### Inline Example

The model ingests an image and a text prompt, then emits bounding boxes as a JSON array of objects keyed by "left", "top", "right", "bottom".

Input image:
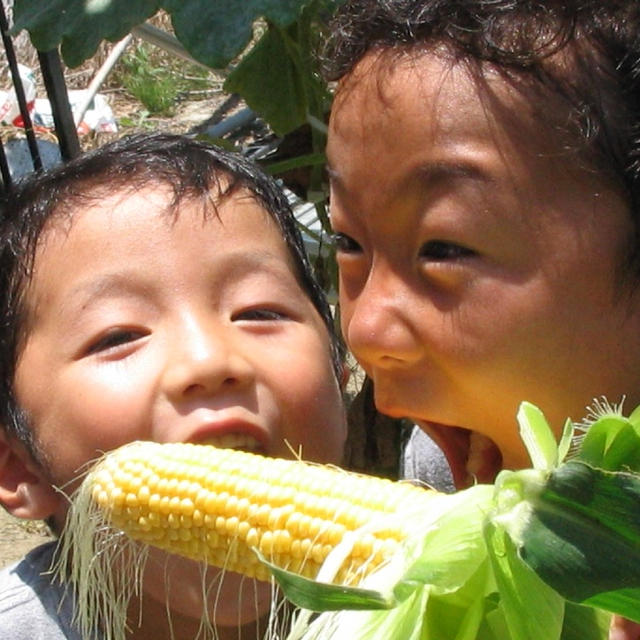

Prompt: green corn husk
[{"left": 273, "top": 399, "right": 640, "bottom": 640}]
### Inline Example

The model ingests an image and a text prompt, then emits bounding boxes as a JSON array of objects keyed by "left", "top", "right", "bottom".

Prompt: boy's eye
[
  {"left": 87, "top": 329, "right": 145, "bottom": 354},
  {"left": 233, "top": 308, "right": 288, "bottom": 321},
  {"left": 332, "top": 232, "right": 361, "bottom": 254},
  {"left": 419, "top": 240, "right": 475, "bottom": 261}
]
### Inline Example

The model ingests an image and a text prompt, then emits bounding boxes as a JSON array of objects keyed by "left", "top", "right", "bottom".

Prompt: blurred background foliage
[{"left": 12, "top": 0, "right": 341, "bottom": 268}]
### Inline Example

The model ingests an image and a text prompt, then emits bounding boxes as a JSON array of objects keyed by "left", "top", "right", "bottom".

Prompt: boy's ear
[{"left": 0, "top": 429, "right": 61, "bottom": 520}]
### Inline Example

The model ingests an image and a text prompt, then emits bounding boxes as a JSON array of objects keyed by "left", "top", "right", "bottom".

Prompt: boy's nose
[
  {"left": 162, "top": 316, "right": 253, "bottom": 400},
  {"left": 341, "top": 269, "right": 424, "bottom": 368}
]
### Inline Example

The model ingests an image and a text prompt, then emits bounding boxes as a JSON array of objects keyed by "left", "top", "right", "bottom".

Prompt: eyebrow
[
  {"left": 206, "top": 249, "right": 299, "bottom": 281},
  {"left": 420, "top": 160, "right": 489, "bottom": 180},
  {"left": 65, "top": 251, "right": 298, "bottom": 310},
  {"left": 327, "top": 159, "right": 493, "bottom": 188},
  {"left": 63, "top": 274, "right": 153, "bottom": 315}
]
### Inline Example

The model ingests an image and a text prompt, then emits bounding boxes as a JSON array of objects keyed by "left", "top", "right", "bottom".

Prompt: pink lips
[{"left": 186, "top": 417, "right": 269, "bottom": 453}]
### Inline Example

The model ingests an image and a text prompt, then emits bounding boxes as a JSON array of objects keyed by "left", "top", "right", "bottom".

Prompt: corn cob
[{"left": 86, "top": 440, "right": 440, "bottom": 586}]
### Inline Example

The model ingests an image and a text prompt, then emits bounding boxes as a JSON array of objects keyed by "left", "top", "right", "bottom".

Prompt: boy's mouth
[
  {"left": 185, "top": 411, "right": 269, "bottom": 453},
  {"left": 416, "top": 422, "right": 502, "bottom": 489},
  {"left": 196, "top": 432, "right": 263, "bottom": 452}
]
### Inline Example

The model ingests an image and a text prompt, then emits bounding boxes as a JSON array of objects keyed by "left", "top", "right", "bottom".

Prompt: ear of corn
[
  {"left": 55, "top": 442, "right": 444, "bottom": 640},
  {"left": 85, "top": 441, "right": 440, "bottom": 586},
  {"left": 57, "top": 399, "right": 640, "bottom": 640}
]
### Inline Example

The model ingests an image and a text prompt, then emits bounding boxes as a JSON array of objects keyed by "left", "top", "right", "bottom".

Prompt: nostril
[
  {"left": 182, "top": 382, "right": 204, "bottom": 396},
  {"left": 183, "top": 375, "right": 239, "bottom": 396}
]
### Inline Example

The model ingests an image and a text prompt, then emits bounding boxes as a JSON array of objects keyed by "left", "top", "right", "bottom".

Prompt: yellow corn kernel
[{"left": 86, "top": 441, "right": 440, "bottom": 586}]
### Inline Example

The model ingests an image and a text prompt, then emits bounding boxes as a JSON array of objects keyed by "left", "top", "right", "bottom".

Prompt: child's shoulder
[{"left": 0, "top": 541, "right": 87, "bottom": 639}]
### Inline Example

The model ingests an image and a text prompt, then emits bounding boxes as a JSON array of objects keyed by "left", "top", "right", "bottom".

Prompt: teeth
[{"left": 199, "top": 433, "right": 261, "bottom": 451}]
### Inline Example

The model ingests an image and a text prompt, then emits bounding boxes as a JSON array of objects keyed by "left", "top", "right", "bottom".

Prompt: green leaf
[
  {"left": 557, "top": 418, "right": 574, "bottom": 464},
  {"left": 519, "top": 461, "right": 640, "bottom": 611},
  {"left": 263, "top": 152, "right": 327, "bottom": 175},
  {"left": 13, "top": 0, "right": 311, "bottom": 69},
  {"left": 417, "top": 562, "right": 496, "bottom": 640},
  {"left": 262, "top": 557, "right": 397, "bottom": 611},
  {"left": 13, "top": 0, "right": 159, "bottom": 66},
  {"left": 560, "top": 602, "right": 612, "bottom": 640},
  {"left": 628, "top": 404, "right": 640, "bottom": 429},
  {"left": 578, "top": 415, "right": 640, "bottom": 472},
  {"left": 582, "top": 589, "right": 640, "bottom": 624},
  {"left": 163, "top": 0, "right": 309, "bottom": 68},
  {"left": 485, "top": 521, "right": 565, "bottom": 640},
  {"left": 304, "top": 588, "right": 431, "bottom": 640},
  {"left": 517, "top": 402, "right": 558, "bottom": 471},
  {"left": 451, "top": 592, "right": 485, "bottom": 640},
  {"left": 355, "top": 588, "right": 430, "bottom": 640},
  {"left": 399, "top": 484, "right": 494, "bottom": 595},
  {"left": 224, "top": 24, "right": 308, "bottom": 135}
]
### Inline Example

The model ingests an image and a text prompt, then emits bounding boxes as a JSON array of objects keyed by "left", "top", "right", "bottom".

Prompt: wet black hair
[{"left": 0, "top": 132, "right": 344, "bottom": 447}]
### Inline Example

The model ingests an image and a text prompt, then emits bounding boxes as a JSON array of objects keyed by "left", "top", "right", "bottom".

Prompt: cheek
[
  {"left": 275, "top": 361, "right": 346, "bottom": 464},
  {"left": 25, "top": 376, "right": 152, "bottom": 483},
  {"left": 430, "top": 279, "right": 549, "bottom": 357}
]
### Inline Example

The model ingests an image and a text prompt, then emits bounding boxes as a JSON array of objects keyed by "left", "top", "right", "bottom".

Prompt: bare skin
[{"left": 327, "top": 49, "right": 640, "bottom": 487}]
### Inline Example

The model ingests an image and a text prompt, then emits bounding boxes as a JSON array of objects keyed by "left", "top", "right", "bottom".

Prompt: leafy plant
[
  {"left": 12, "top": 0, "right": 341, "bottom": 291},
  {"left": 56, "top": 399, "right": 640, "bottom": 639},
  {"left": 12, "top": 0, "right": 338, "bottom": 139},
  {"left": 116, "top": 42, "right": 212, "bottom": 115},
  {"left": 118, "top": 44, "right": 178, "bottom": 114}
]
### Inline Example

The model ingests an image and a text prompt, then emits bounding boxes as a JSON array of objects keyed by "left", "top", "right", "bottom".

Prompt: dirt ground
[{"left": 0, "top": 507, "right": 53, "bottom": 569}]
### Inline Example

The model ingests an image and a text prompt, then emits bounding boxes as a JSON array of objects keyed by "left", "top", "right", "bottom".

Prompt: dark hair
[
  {"left": 0, "top": 132, "right": 344, "bottom": 444},
  {"left": 322, "top": 0, "right": 640, "bottom": 258}
]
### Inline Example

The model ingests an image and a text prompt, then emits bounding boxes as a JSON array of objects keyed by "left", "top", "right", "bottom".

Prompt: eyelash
[
  {"left": 332, "top": 232, "right": 361, "bottom": 253},
  {"left": 87, "top": 329, "right": 144, "bottom": 354},
  {"left": 233, "top": 308, "right": 289, "bottom": 322},
  {"left": 86, "top": 307, "right": 289, "bottom": 354},
  {"left": 332, "top": 233, "right": 474, "bottom": 262},
  {"left": 419, "top": 240, "right": 475, "bottom": 261}
]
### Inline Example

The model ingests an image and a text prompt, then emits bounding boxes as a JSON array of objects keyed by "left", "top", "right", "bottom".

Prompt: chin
[{"left": 142, "top": 549, "right": 274, "bottom": 626}]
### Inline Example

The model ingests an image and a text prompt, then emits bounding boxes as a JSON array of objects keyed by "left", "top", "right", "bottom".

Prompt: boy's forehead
[
  {"left": 43, "top": 179, "right": 260, "bottom": 236},
  {"left": 24, "top": 187, "right": 281, "bottom": 306},
  {"left": 331, "top": 44, "right": 575, "bottom": 121},
  {"left": 328, "top": 47, "right": 584, "bottom": 170},
  {"left": 24, "top": 186, "right": 291, "bottom": 302}
]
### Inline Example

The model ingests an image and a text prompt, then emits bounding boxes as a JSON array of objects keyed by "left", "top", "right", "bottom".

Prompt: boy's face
[
  {"left": 13, "top": 184, "right": 346, "bottom": 625},
  {"left": 327, "top": 51, "right": 640, "bottom": 476}
]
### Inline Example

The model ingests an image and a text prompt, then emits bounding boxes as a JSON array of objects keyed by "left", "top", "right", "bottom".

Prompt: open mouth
[
  {"left": 416, "top": 422, "right": 502, "bottom": 489},
  {"left": 196, "top": 432, "right": 263, "bottom": 452}
]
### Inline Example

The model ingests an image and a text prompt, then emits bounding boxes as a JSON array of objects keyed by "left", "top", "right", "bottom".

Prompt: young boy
[
  {"left": 322, "top": 0, "right": 640, "bottom": 636},
  {"left": 0, "top": 132, "right": 348, "bottom": 639}
]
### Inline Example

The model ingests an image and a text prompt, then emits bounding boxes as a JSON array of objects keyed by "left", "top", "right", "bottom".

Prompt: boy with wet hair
[
  {"left": 0, "top": 132, "right": 347, "bottom": 639},
  {"left": 322, "top": 2, "right": 640, "bottom": 636}
]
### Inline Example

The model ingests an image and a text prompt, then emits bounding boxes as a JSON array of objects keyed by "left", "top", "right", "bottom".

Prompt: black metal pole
[
  {"left": 0, "top": 0, "right": 42, "bottom": 172},
  {"left": 37, "top": 49, "right": 80, "bottom": 161},
  {"left": 0, "top": 138, "right": 12, "bottom": 194}
]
